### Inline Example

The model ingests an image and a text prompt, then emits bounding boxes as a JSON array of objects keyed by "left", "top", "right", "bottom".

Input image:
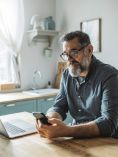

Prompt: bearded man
[{"left": 36, "top": 31, "right": 118, "bottom": 139}]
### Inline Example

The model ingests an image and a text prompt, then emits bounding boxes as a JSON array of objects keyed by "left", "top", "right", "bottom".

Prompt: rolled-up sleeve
[{"left": 95, "top": 74, "right": 118, "bottom": 137}]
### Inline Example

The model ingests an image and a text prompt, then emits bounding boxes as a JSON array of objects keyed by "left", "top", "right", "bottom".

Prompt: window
[{"left": 0, "top": 0, "right": 24, "bottom": 87}]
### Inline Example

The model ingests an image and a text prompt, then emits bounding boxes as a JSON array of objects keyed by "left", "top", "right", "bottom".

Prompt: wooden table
[{"left": 0, "top": 112, "right": 118, "bottom": 157}]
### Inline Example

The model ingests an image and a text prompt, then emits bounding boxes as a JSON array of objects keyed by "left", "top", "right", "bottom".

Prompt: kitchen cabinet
[
  {"left": 37, "top": 97, "right": 73, "bottom": 124},
  {"left": 0, "top": 92, "right": 73, "bottom": 124},
  {"left": 36, "top": 97, "right": 55, "bottom": 114},
  {"left": 0, "top": 100, "right": 36, "bottom": 116}
]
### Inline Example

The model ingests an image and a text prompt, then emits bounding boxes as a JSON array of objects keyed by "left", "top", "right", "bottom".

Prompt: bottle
[
  {"left": 47, "top": 81, "right": 52, "bottom": 88},
  {"left": 44, "top": 16, "right": 55, "bottom": 30}
]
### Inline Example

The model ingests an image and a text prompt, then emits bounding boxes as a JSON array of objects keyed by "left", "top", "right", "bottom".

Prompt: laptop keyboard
[{"left": 4, "top": 122, "right": 26, "bottom": 135}]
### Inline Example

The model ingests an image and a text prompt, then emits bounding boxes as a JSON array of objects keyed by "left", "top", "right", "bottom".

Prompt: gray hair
[{"left": 61, "top": 31, "right": 91, "bottom": 47}]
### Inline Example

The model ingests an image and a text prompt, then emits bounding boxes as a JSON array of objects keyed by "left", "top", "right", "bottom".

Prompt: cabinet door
[
  {"left": 37, "top": 97, "right": 55, "bottom": 114},
  {"left": 36, "top": 97, "right": 73, "bottom": 124},
  {"left": 0, "top": 100, "right": 36, "bottom": 116}
]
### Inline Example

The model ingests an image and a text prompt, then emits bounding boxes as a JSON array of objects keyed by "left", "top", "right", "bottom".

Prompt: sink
[{"left": 22, "top": 88, "right": 59, "bottom": 96}]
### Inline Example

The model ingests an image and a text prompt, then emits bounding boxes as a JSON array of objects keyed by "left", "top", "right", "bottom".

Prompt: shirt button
[
  {"left": 78, "top": 109, "right": 82, "bottom": 112},
  {"left": 78, "top": 96, "right": 81, "bottom": 98}
]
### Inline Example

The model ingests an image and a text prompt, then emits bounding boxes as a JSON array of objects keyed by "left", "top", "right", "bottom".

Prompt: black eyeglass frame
[{"left": 60, "top": 44, "right": 89, "bottom": 61}]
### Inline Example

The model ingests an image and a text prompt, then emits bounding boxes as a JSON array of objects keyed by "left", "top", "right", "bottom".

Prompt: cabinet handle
[
  {"left": 46, "top": 98, "right": 54, "bottom": 101},
  {"left": 5, "top": 104, "right": 16, "bottom": 107}
]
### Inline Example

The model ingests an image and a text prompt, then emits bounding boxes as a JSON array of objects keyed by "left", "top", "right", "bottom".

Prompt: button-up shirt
[{"left": 48, "top": 56, "right": 118, "bottom": 137}]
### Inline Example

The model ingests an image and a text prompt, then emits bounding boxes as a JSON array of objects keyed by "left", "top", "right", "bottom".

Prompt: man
[{"left": 36, "top": 31, "right": 118, "bottom": 139}]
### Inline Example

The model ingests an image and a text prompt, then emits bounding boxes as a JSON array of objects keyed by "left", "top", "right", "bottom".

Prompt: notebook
[{"left": 0, "top": 118, "right": 37, "bottom": 138}]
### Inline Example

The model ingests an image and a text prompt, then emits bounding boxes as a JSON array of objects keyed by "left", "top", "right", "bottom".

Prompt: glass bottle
[
  {"left": 47, "top": 81, "right": 52, "bottom": 88},
  {"left": 44, "top": 16, "right": 55, "bottom": 30}
]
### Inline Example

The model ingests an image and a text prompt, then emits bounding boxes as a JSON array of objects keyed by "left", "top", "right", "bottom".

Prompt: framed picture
[{"left": 80, "top": 18, "right": 101, "bottom": 52}]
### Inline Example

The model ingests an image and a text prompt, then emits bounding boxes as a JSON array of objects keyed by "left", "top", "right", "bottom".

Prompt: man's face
[{"left": 62, "top": 38, "right": 93, "bottom": 77}]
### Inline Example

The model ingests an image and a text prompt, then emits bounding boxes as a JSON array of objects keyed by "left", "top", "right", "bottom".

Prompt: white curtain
[{"left": 0, "top": 0, "right": 24, "bottom": 85}]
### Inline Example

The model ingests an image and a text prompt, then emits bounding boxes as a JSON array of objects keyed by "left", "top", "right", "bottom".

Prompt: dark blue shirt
[{"left": 48, "top": 56, "right": 118, "bottom": 137}]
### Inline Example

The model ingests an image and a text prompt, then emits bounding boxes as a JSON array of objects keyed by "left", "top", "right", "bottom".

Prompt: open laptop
[{"left": 0, "top": 118, "right": 37, "bottom": 138}]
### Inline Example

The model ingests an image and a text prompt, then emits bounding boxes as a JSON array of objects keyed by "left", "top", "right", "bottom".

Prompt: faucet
[{"left": 32, "top": 70, "right": 41, "bottom": 90}]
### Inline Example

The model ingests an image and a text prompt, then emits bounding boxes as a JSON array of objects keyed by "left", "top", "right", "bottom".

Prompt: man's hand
[
  {"left": 36, "top": 117, "right": 100, "bottom": 139},
  {"left": 36, "top": 118, "right": 70, "bottom": 139}
]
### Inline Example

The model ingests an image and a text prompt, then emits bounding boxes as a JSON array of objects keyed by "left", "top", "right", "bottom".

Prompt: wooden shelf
[{"left": 27, "top": 29, "right": 59, "bottom": 45}]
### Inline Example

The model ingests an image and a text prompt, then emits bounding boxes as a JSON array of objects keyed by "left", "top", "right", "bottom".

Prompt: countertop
[{"left": 0, "top": 89, "right": 59, "bottom": 104}]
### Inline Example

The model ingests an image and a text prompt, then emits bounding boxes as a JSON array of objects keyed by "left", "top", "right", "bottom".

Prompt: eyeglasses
[{"left": 60, "top": 44, "right": 88, "bottom": 61}]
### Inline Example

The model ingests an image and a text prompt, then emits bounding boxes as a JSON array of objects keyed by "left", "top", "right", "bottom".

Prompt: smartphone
[{"left": 32, "top": 112, "right": 51, "bottom": 125}]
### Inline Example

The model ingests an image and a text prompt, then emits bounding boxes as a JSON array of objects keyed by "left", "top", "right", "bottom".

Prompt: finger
[
  {"left": 36, "top": 123, "right": 48, "bottom": 134},
  {"left": 36, "top": 120, "right": 46, "bottom": 129},
  {"left": 36, "top": 124, "right": 53, "bottom": 139},
  {"left": 36, "top": 119, "right": 42, "bottom": 125},
  {"left": 38, "top": 130, "right": 49, "bottom": 138},
  {"left": 36, "top": 123, "right": 40, "bottom": 131},
  {"left": 36, "top": 125, "right": 47, "bottom": 136},
  {"left": 40, "top": 134, "right": 46, "bottom": 138},
  {"left": 38, "top": 131, "right": 47, "bottom": 138},
  {"left": 48, "top": 118, "right": 61, "bottom": 125},
  {"left": 36, "top": 123, "right": 43, "bottom": 131}
]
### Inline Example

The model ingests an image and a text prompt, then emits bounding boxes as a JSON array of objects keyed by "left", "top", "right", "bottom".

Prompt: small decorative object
[
  {"left": 32, "top": 70, "right": 42, "bottom": 89},
  {"left": 44, "top": 16, "right": 55, "bottom": 30},
  {"left": 80, "top": 18, "right": 101, "bottom": 52},
  {"left": 0, "top": 83, "right": 16, "bottom": 91},
  {"left": 39, "top": 18, "right": 46, "bottom": 30},
  {"left": 47, "top": 81, "right": 52, "bottom": 88},
  {"left": 30, "top": 15, "right": 41, "bottom": 30},
  {"left": 43, "top": 47, "right": 52, "bottom": 57}
]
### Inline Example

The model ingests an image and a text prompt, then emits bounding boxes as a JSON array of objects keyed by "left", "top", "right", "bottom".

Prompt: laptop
[{"left": 0, "top": 118, "right": 37, "bottom": 138}]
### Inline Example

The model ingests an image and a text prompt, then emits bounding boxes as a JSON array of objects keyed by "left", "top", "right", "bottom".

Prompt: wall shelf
[{"left": 27, "top": 29, "right": 59, "bottom": 45}]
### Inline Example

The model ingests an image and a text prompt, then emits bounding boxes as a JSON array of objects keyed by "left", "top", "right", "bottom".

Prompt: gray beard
[
  {"left": 68, "top": 57, "right": 90, "bottom": 77},
  {"left": 68, "top": 65, "right": 81, "bottom": 77}
]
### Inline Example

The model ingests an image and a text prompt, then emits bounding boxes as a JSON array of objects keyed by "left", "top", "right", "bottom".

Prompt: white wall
[
  {"left": 20, "top": 0, "right": 118, "bottom": 90},
  {"left": 56, "top": 0, "right": 118, "bottom": 68},
  {"left": 20, "top": 0, "right": 59, "bottom": 90}
]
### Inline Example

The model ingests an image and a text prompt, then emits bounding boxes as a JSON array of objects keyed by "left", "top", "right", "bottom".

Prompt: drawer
[{"left": 0, "top": 100, "right": 36, "bottom": 116}]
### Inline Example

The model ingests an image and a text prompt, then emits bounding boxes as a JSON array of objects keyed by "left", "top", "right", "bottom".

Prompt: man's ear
[{"left": 88, "top": 44, "right": 93, "bottom": 57}]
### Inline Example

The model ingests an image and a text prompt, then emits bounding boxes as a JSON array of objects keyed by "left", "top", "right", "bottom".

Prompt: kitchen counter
[{"left": 0, "top": 88, "right": 59, "bottom": 104}]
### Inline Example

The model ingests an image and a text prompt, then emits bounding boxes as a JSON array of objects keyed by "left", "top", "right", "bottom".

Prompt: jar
[
  {"left": 43, "top": 47, "right": 52, "bottom": 57},
  {"left": 44, "top": 16, "right": 55, "bottom": 30}
]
